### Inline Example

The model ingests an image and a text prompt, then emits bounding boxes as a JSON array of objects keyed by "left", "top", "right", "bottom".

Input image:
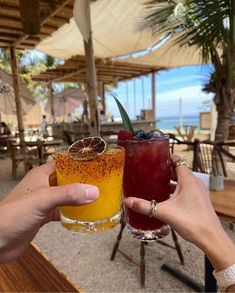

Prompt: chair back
[
  {"left": 63, "top": 130, "right": 73, "bottom": 145},
  {"left": 192, "top": 139, "right": 227, "bottom": 177}
]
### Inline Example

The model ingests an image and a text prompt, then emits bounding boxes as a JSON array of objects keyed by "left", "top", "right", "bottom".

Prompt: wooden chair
[
  {"left": 192, "top": 139, "right": 227, "bottom": 177},
  {"left": 7, "top": 140, "right": 41, "bottom": 179},
  {"left": 63, "top": 130, "right": 74, "bottom": 145},
  {"left": 192, "top": 139, "right": 235, "bottom": 230}
]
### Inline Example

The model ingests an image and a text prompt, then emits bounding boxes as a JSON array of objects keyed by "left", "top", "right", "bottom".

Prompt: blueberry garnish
[
  {"left": 135, "top": 129, "right": 145, "bottom": 139},
  {"left": 145, "top": 132, "right": 153, "bottom": 139}
]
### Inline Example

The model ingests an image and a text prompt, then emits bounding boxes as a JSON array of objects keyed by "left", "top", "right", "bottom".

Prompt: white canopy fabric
[
  {"left": 120, "top": 35, "right": 203, "bottom": 68},
  {"left": 36, "top": 0, "right": 162, "bottom": 60}
]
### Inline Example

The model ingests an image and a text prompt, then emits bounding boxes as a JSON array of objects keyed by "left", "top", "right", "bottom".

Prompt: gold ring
[
  {"left": 174, "top": 159, "right": 188, "bottom": 169},
  {"left": 149, "top": 200, "right": 158, "bottom": 218}
]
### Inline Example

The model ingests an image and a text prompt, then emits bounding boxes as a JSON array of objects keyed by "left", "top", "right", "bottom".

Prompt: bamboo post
[
  {"left": 97, "top": 81, "right": 106, "bottom": 115},
  {"left": 151, "top": 71, "right": 156, "bottom": 121},
  {"left": 10, "top": 46, "right": 25, "bottom": 149},
  {"left": 48, "top": 82, "right": 55, "bottom": 122},
  {"left": 133, "top": 79, "right": 136, "bottom": 118},
  {"left": 83, "top": 1, "right": 99, "bottom": 136},
  {"left": 142, "top": 76, "right": 145, "bottom": 109}
]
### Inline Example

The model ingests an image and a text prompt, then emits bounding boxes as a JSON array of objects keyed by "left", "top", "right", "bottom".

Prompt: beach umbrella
[
  {"left": 0, "top": 68, "right": 35, "bottom": 117},
  {"left": 46, "top": 88, "right": 86, "bottom": 117}
]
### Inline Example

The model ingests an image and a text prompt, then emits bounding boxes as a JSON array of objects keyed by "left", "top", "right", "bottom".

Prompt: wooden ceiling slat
[
  {"left": 0, "top": 4, "right": 70, "bottom": 23},
  {"left": 0, "top": 16, "right": 23, "bottom": 29},
  {"left": 0, "top": 33, "right": 40, "bottom": 42},
  {"left": 0, "top": 6, "right": 20, "bottom": 17},
  {"left": 0, "top": 27, "right": 22, "bottom": 34},
  {"left": 0, "top": 0, "right": 73, "bottom": 49},
  {"left": 0, "top": 41, "right": 34, "bottom": 49},
  {"left": 12, "top": 0, "right": 72, "bottom": 47},
  {"left": 32, "top": 54, "right": 163, "bottom": 84}
]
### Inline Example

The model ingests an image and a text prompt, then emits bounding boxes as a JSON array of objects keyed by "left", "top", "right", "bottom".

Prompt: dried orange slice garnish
[{"left": 68, "top": 136, "right": 107, "bottom": 160}]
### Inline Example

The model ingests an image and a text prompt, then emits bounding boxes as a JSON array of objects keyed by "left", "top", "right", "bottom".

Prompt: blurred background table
[{"left": 210, "top": 179, "right": 235, "bottom": 219}]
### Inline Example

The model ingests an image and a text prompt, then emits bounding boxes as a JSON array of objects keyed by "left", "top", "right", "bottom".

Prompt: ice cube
[{"left": 151, "top": 129, "right": 165, "bottom": 138}]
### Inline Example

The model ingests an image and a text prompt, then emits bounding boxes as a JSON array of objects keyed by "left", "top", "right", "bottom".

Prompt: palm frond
[
  {"left": 138, "top": 1, "right": 180, "bottom": 35},
  {"left": 141, "top": 0, "right": 230, "bottom": 62}
]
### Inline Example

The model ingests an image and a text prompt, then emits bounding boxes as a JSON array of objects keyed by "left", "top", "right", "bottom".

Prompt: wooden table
[
  {"left": 210, "top": 179, "right": 235, "bottom": 219},
  {"left": 13, "top": 139, "right": 63, "bottom": 163},
  {"left": 0, "top": 243, "right": 81, "bottom": 292}
]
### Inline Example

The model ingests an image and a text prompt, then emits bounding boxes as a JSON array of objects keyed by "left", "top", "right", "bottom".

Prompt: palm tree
[
  {"left": 0, "top": 49, "right": 24, "bottom": 71},
  {"left": 141, "top": 0, "right": 235, "bottom": 142}
]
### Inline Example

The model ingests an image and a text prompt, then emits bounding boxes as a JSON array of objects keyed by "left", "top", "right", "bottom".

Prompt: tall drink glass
[
  {"left": 119, "top": 134, "right": 171, "bottom": 241},
  {"left": 55, "top": 146, "right": 125, "bottom": 233}
]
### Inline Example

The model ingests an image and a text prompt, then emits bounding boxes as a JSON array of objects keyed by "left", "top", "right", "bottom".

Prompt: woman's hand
[
  {"left": 123, "top": 155, "right": 235, "bottom": 272},
  {"left": 0, "top": 162, "right": 99, "bottom": 263}
]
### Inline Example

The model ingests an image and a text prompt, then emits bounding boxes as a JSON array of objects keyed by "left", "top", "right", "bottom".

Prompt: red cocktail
[{"left": 119, "top": 131, "right": 171, "bottom": 241}]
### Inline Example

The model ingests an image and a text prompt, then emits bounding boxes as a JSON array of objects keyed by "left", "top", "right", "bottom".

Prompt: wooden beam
[
  {"left": 97, "top": 81, "right": 106, "bottom": 115},
  {"left": 47, "top": 68, "right": 87, "bottom": 83},
  {"left": 103, "top": 59, "right": 161, "bottom": 71},
  {"left": 0, "top": 16, "right": 58, "bottom": 32},
  {"left": 12, "top": 0, "right": 71, "bottom": 47},
  {"left": 0, "top": 3, "right": 70, "bottom": 22},
  {"left": 151, "top": 71, "right": 156, "bottom": 121},
  {"left": 84, "top": 1, "right": 99, "bottom": 136},
  {"left": 0, "top": 33, "right": 40, "bottom": 43},
  {"left": 0, "top": 42, "right": 33, "bottom": 50},
  {"left": 48, "top": 82, "right": 55, "bottom": 122},
  {"left": 10, "top": 46, "right": 25, "bottom": 149}
]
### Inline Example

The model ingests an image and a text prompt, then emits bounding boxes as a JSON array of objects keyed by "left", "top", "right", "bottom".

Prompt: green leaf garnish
[{"left": 112, "top": 94, "right": 134, "bottom": 133}]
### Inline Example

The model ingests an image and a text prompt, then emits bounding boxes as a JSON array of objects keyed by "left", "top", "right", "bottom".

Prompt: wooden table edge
[{"left": 31, "top": 242, "right": 84, "bottom": 293}]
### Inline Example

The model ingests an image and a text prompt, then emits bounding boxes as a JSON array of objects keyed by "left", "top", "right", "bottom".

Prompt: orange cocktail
[{"left": 56, "top": 145, "right": 125, "bottom": 233}]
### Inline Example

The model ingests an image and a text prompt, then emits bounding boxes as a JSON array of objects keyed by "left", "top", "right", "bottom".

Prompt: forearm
[
  {"left": 199, "top": 228, "right": 235, "bottom": 272},
  {"left": 198, "top": 227, "right": 235, "bottom": 292}
]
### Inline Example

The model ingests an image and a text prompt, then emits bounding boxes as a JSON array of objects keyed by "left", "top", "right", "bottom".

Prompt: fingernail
[
  {"left": 85, "top": 186, "right": 99, "bottom": 200},
  {"left": 123, "top": 198, "right": 134, "bottom": 208}
]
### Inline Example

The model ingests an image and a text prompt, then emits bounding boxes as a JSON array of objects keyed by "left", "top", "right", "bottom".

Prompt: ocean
[{"left": 156, "top": 116, "right": 199, "bottom": 131}]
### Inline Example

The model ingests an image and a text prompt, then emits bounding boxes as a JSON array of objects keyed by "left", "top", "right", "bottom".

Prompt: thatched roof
[
  {"left": 0, "top": 0, "right": 73, "bottom": 50},
  {"left": 32, "top": 55, "right": 163, "bottom": 84}
]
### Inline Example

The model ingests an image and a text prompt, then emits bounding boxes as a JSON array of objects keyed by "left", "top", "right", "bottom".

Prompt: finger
[
  {"left": 170, "top": 182, "right": 177, "bottom": 194},
  {"left": 170, "top": 154, "right": 181, "bottom": 163},
  {"left": 170, "top": 154, "right": 194, "bottom": 183},
  {"left": 40, "top": 208, "right": 61, "bottom": 226},
  {"left": 123, "top": 197, "right": 167, "bottom": 222},
  {"left": 35, "top": 161, "right": 55, "bottom": 176},
  {"left": 49, "top": 172, "right": 57, "bottom": 186},
  {"left": 35, "top": 184, "right": 100, "bottom": 214},
  {"left": 50, "top": 208, "right": 60, "bottom": 221},
  {"left": 170, "top": 166, "right": 177, "bottom": 182}
]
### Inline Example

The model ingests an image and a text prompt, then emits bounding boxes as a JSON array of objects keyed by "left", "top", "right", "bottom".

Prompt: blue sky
[{"left": 106, "top": 64, "right": 215, "bottom": 119}]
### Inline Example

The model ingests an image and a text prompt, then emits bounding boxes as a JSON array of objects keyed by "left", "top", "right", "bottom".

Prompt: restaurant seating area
[
  {"left": 0, "top": 1, "right": 235, "bottom": 292},
  {"left": 0, "top": 130, "right": 234, "bottom": 292},
  {"left": 0, "top": 130, "right": 63, "bottom": 179}
]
